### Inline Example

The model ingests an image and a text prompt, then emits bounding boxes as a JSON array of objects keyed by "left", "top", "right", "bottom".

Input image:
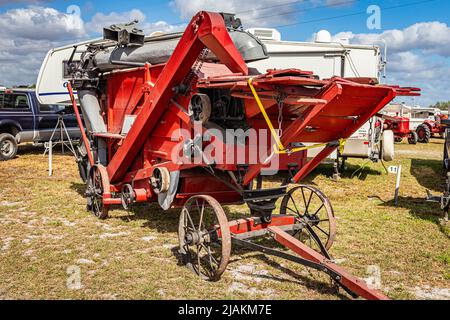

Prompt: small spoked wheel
[
  {"left": 280, "top": 185, "right": 336, "bottom": 252},
  {"left": 86, "top": 164, "right": 110, "bottom": 219},
  {"left": 178, "top": 195, "right": 231, "bottom": 281}
]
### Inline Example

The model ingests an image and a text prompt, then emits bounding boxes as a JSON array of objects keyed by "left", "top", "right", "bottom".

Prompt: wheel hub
[
  {"left": 1, "top": 141, "right": 12, "bottom": 155},
  {"left": 185, "top": 230, "right": 210, "bottom": 246},
  {"left": 304, "top": 214, "right": 320, "bottom": 226}
]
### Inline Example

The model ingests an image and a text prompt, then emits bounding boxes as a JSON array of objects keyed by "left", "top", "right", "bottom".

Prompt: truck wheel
[
  {"left": 417, "top": 124, "right": 431, "bottom": 143},
  {"left": 382, "top": 130, "right": 395, "bottom": 162},
  {"left": 408, "top": 131, "right": 418, "bottom": 145},
  {"left": 0, "top": 133, "right": 18, "bottom": 161}
]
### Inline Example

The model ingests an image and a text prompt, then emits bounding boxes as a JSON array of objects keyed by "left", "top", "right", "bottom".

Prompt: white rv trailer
[
  {"left": 409, "top": 107, "right": 442, "bottom": 131},
  {"left": 247, "top": 28, "right": 394, "bottom": 166},
  {"left": 37, "top": 38, "right": 102, "bottom": 106}
]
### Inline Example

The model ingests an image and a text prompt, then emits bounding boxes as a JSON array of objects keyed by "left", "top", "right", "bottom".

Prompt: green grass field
[{"left": 0, "top": 140, "right": 449, "bottom": 300}]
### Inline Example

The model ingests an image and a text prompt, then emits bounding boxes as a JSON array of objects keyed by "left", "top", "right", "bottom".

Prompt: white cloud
[
  {"left": 86, "top": 9, "right": 185, "bottom": 35},
  {"left": 0, "top": 6, "right": 86, "bottom": 86},
  {"left": 325, "top": 22, "right": 450, "bottom": 106},
  {"left": 86, "top": 9, "right": 146, "bottom": 34},
  {"left": 0, "top": 6, "right": 183, "bottom": 86},
  {"left": 332, "top": 22, "right": 450, "bottom": 56},
  {"left": 0, "top": 6, "right": 85, "bottom": 41},
  {"left": 169, "top": 0, "right": 300, "bottom": 27}
]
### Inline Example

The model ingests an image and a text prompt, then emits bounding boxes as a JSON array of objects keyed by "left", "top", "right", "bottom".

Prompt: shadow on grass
[
  {"left": 116, "top": 203, "right": 181, "bottom": 233},
  {"left": 307, "top": 163, "right": 382, "bottom": 182},
  {"left": 13, "top": 143, "right": 76, "bottom": 162},
  {"left": 381, "top": 196, "right": 446, "bottom": 226},
  {"left": 16, "top": 144, "right": 45, "bottom": 156},
  {"left": 410, "top": 158, "right": 445, "bottom": 192},
  {"left": 169, "top": 243, "right": 350, "bottom": 299},
  {"left": 252, "top": 254, "right": 350, "bottom": 299},
  {"left": 70, "top": 182, "right": 86, "bottom": 197}
]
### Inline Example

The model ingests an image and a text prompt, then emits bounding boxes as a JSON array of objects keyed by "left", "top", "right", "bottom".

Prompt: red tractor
[
  {"left": 383, "top": 115, "right": 418, "bottom": 144},
  {"left": 415, "top": 114, "right": 448, "bottom": 143}
]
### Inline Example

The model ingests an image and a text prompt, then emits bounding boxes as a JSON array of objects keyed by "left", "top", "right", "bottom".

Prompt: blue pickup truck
[{"left": 0, "top": 88, "right": 81, "bottom": 161}]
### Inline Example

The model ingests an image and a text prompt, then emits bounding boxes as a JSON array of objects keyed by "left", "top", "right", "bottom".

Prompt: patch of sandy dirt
[
  {"left": 413, "top": 286, "right": 450, "bottom": 300},
  {"left": 99, "top": 232, "right": 130, "bottom": 239}
]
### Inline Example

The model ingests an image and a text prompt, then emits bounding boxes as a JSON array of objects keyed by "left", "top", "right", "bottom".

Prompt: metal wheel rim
[
  {"left": 0, "top": 140, "right": 14, "bottom": 157},
  {"left": 280, "top": 185, "right": 336, "bottom": 251},
  {"left": 178, "top": 195, "right": 231, "bottom": 281},
  {"left": 87, "top": 165, "right": 109, "bottom": 219}
]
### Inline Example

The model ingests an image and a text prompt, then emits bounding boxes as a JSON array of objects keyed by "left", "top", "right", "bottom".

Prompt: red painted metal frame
[
  {"left": 242, "top": 82, "right": 342, "bottom": 185},
  {"left": 228, "top": 215, "right": 297, "bottom": 235},
  {"left": 269, "top": 226, "right": 389, "bottom": 300},
  {"left": 224, "top": 215, "right": 389, "bottom": 300},
  {"left": 292, "top": 86, "right": 397, "bottom": 182},
  {"left": 106, "top": 11, "right": 248, "bottom": 183},
  {"left": 67, "top": 82, "right": 94, "bottom": 167},
  {"left": 223, "top": 215, "right": 389, "bottom": 300}
]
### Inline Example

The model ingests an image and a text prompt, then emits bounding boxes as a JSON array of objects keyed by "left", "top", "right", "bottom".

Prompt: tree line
[{"left": 430, "top": 101, "right": 450, "bottom": 111}]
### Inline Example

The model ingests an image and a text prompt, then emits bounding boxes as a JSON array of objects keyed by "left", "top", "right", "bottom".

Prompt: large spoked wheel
[
  {"left": 86, "top": 165, "right": 110, "bottom": 220},
  {"left": 178, "top": 195, "right": 231, "bottom": 281},
  {"left": 280, "top": 185, "right": 336, "bottom": 251}
]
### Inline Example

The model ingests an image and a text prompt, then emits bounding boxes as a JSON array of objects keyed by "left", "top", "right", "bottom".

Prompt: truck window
[
  {"left": 0, "top": 93, "right": 30, "bottom": 110},
  {"left": 39, "top": 104, "right": 66, "bottom": 113}
]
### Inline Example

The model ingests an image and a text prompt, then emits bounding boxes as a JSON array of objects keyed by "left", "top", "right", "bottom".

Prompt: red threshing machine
[{"left": 62, "top": 11, "right": 420, "bottom": 300}]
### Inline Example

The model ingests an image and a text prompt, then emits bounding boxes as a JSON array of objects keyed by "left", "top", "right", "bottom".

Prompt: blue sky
[{"left": 1, "top": 0, "right": 449, "bottom": 105}]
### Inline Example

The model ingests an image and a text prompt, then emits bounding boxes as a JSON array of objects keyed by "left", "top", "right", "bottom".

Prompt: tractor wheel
[
  {"left": 408, "top": 131, "right": 418, "bottom": 145},
  {"left": 0, "top": 133, "right": 18, "bottom": 161},
  {"left": 394, "top": 137, "right": 403, "bottom": 143},
  {"left": 417, "top": 124, "right": 431, "bottom": 143}
]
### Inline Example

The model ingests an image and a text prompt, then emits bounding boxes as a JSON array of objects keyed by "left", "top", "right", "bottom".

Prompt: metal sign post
[{"left": 388, "top": 165, "right": 402, "bottom": 206}]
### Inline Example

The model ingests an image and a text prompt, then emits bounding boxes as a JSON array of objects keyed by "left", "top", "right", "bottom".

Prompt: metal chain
[
  {"left": 185, "top": 48, "right": 210, "bottom": 90},
  {"left": 368, "top": 116, "right": 374, "bottom": 148},
  {"left": 276, "top": 94, "right": 285, "bottom": 137}
]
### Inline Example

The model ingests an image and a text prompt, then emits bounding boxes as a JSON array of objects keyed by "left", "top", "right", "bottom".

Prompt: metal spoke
[
  {"left": 305, "top": 190, "right": 313, "bottom": 215},
  {"left": 198, "top": 202, "right": 205, "bottom": 231},
  {"left": 292, "top": 228, "right": 302, "bottom": 238},
  {"left": 301, "top": 188, "right": 307, "bottom": 209},
  {"left": 289, "top": 194, "right": 302, "bottom": 215},
  {"left": 196, "top": 245, "right": 201, "bottom": 277},
  {"left": 313, "top": 224, "right": 330, "bottom": 237},
  {"left": 312, "top": 204, "right": 324, "bottom": 217},
  {"left": 185, "top": 209, "right": 196, "bottom": 230},
  {"left": 286, "top": 206, "right": 299, "bottom": 214},
  {"left": 203, "top": 244, "right": 218, "bottom": 270}
]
